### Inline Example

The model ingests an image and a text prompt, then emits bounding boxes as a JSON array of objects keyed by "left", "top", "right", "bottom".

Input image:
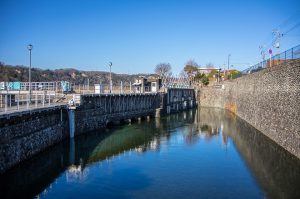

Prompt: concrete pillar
[{"left": 68, "top": 109, "right": 75, "bottom": 138}]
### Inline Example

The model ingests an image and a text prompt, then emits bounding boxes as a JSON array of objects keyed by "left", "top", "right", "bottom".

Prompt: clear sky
[{"left": 0, "top": 0, "right": 300, "bottom": 74}]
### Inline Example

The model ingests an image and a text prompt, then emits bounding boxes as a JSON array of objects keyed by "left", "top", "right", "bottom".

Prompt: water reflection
[
  {"left": 0, "top": 108, "right": 299, "bottom": 199},
  {"left": 198, "top": 108, "right": 300, "bottom": 199}
]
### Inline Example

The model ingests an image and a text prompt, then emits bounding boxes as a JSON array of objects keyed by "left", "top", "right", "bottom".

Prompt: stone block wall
[
  {"left": 162, "top": 88, "right": 196, "bottom": 114},
  {"left": 0, "top": 107, "right": 69, "bottom": 173},
  {"left": 199, "top": 60, "right": 300, "bottom": 158},
  {"left": 74, "top": 94, "right": 160, "bottom": 135}
]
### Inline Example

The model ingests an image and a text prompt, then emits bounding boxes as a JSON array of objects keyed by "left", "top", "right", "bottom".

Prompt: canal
[{"left": 0, "top": 107, "right": 299, "bottom": 199}]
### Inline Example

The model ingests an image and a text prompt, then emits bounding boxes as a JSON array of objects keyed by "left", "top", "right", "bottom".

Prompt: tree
[
  {"left": 186, "top": 59, "right": 199, "bottom": 67},
  {"left": 201, "top": 75, "right": 209, "bottom": 85},
  {"left": 184, "top": 59, "right": 198, "bottom": 77},
  {"left": 179, "top": 69, "right": 188, "bottom": 79},
  {"left": 155, "top": 63, "right": 172, "bottom": 79},
  {"left": 206, "top": 62, "right": 215, "bottom": 68},
  {"left": 229, "top": 70, "right": 241, "bottom": 79},
  {"left": 194, "top": 73, "right": 209, "bottom": 86}
]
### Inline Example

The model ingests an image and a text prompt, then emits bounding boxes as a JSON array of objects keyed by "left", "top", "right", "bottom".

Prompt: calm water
[{"left": 0, "top": 107, "right": 300, "bottom": 199}]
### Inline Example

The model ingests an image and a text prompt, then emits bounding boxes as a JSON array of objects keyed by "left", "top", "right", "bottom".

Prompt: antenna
[{"left": 272, "top": 29, "right": 281, "bottom": 55}]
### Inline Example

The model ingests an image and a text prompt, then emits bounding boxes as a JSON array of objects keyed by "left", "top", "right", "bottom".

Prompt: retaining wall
[
  {"left": 199, "top": 60, "right": 300, "bottom": 158},
  {"left": 0, "top": 106, "right": 68, "bottom": 173}
]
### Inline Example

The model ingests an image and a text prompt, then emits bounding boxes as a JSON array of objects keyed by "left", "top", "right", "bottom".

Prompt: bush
[{"left": 201, "top": 76, "right": 209, "bottom": 85}]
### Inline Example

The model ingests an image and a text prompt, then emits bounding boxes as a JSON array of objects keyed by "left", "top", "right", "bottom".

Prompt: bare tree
[
  {"left": 206, "top": 62, "right": 215, "bottom": 68},
  {"left": 155, "top": 63, "right": 172, "bottom": 79},
  {"left": 186, "top": 59, "right": 199, "bottom": 68},
  {"left": 179, "top": 69, "right": 188, "bottom": 79}
]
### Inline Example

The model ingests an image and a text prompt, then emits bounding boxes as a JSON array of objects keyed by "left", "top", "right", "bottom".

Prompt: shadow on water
[{"left": 0, "top": 107, "right": 299, "bottom": 199}]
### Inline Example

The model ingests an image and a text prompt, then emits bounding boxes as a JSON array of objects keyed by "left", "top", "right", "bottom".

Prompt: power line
[
  {"left": 260, "top": 10, "right": 300, "bottom": 49},
  {"left": 277, "top": 10, "right": 300, "bottom": 29},
  {"left": 283, "top": 34, "right": 300, "bottom": 37},
  {"left": 282, "top": 22, "right": 300, "bottom": 35}
]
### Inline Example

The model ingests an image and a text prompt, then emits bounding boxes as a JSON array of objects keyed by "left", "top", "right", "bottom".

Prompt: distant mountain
[{"left": 0, "top": 62, "right": 156, "bottom": 85}]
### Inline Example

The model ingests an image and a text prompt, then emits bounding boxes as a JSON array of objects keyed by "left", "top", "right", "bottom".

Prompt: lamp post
[
  {"left": 27, "top": 44, "right": 33, "bottom": 102},
  {"left": 109, "top": 62, "right": 112, "bottom": 93}
]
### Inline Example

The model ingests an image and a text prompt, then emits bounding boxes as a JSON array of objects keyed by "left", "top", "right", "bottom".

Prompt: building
[{"left": 132, "top": 76, "right": 162, "bottom": 93}]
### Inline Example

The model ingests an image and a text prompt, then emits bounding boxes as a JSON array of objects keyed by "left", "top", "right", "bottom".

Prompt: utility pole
[
  {"left": 87, "top": 78, "right": 89, "bottom": 91},
  {"left": 109, "top": 62, "right": 112, "bottom": 93},
  {"left": 259, "top": 45, "right": 266, "bottom": 67},
  {"left": 227, "top": 54, "right": 231, "bottom": 79},
  {"left": 227, "top": 54, "right": 231, "bottom": 71},
  {"left": 272, "top": 29, "right": 281, "bottom": 55}
]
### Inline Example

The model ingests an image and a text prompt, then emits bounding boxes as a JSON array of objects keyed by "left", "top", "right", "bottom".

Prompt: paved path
[{"left": 0, "top": 103, "right": 67, "bottom": 118}]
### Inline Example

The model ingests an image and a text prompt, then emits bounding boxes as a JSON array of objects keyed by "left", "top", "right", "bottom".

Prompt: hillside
[{"left": 0, "top": 62, "right": 156, "bottom": 85}]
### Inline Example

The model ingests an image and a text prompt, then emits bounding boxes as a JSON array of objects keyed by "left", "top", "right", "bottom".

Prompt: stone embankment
[
  {"left": 199, "top": 60, "right": 300, "bottom": 158},
  {"left": 0, "top": 106, "right": 68, "bottom": 173}
]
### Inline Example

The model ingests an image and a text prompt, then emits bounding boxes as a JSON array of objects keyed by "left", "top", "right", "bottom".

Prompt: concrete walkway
[{"left": 0, "top": 103, "right": 67, "bottom": 118}]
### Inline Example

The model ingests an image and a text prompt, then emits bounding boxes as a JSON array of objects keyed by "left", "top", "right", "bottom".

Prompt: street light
[
  {"left": 27, "top": 44, "right": 33, "bottom": 102},
  {"left": 109, "top": 62, "right": 112, "bottom": 93}
]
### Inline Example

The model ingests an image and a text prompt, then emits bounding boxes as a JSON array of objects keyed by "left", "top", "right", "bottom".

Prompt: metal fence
[
  {"left": 0, "top": 91, "right": 64, "bottom": 113},
  {"left": 242, "top": 44, "right": 300, "bottom": 74}
]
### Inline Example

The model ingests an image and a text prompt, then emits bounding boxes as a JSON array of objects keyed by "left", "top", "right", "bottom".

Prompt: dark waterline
[{"left": 0, "top": 108, "right": 299, "bottom": 199}]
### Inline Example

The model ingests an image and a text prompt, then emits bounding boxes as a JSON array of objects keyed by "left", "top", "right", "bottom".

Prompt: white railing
[{"left": 0, "top": 91, "right": 64, "bottom": 113}]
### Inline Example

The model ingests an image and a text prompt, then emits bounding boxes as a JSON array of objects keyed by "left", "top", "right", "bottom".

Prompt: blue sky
[{"left": 0, "top": 0, "right": 300, "bottom": 74}]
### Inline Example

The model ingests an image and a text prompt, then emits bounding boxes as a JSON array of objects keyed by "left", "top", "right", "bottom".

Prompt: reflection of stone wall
[
  {"left": 198, "top": 107, "right": 300, "bottom": 199},
  {"left": 199, "top": 60, "right": 300, "bottom": 159},
  {"left": 0, "top": 140, "right": 70, "bottom": 198}
]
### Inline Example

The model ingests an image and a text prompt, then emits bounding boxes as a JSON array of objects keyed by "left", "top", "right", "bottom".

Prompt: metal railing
[
  {"left": 0, "top": 91, "right": 64, "bottom": 113},
  {"left": 242, "top": 44, "right": 300, "bottom": 75},
  {"left": 162, "top": 76, "right": 191, "bottom": 89},
  {"left": 0, "top": 81, "right": 61, "bottom": 91}
]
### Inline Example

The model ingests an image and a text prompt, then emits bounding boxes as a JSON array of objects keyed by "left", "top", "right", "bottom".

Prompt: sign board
[
  {"left": 94, "top": 84, "right": 104, "bottom": 94},
  {"left": 269, "top": 49, "right": 272, "bottom": 55}
]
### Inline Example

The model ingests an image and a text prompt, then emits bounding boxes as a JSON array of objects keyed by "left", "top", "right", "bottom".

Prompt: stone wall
[
  {"left": 74, "top": 94, "right": 161, "bottom": 135},
  {"left": 0, "top": 89, "right": 197, "bottom": 173},
  {"left": 0, "top": 107, "right": 69, "bottom": 173},
  {"left": 73, "top": 89, "right": 197, "bottom": 134},
  {"left": 199, "top": 60, "right": 300, "bottom": 158},
  {"left": 162, "top": 88, "right": 196, "bottom": 114}
]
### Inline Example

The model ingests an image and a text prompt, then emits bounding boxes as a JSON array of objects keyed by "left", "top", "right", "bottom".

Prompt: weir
[{"left": 0, "top": 88, "right": 196, "bottom": 173}]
